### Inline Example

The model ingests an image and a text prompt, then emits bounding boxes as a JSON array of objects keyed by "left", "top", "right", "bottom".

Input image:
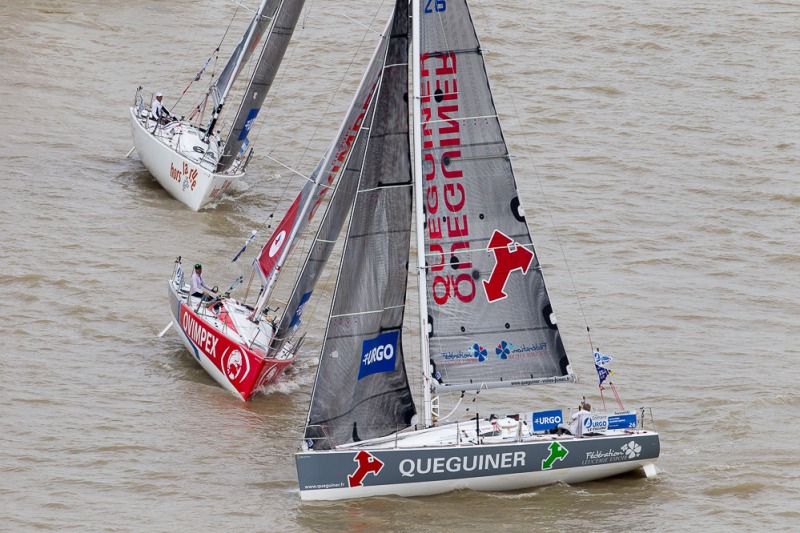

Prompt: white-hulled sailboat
[
  {"left": 269, "top": 0, "right": 661, "bottom": 500},
  {"left": 130, "top": 0, "right": 304, "bottom": 211}
]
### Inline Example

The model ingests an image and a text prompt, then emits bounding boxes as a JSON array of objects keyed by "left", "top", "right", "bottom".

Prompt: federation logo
[
  {"left": 468, "top": 343, "right": 488, "bottom": 362},
  {"left": 496, "top": 340, "right": 513, "bottom": 359},
  {"left": 622, "top": 440, "right": 642, "bottom": 459}
]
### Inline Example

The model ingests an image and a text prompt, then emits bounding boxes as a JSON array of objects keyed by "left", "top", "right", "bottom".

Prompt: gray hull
[{"left": 296, "top": 431, "right": 660, "bottom": 500}]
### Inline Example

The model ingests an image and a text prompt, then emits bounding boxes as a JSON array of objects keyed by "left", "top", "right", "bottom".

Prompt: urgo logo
[{"left": 357, "top": 331, "right": 399, "bottom": 380}]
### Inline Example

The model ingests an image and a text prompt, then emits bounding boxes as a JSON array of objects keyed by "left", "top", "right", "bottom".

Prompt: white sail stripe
[
  {"left": 330, "top": 304, "right": 405, "bottom": 319},
  {"left": 424, "top": 113, "right": 498, "bottom": 125},
  {"left": 359, "top": 182, "right": 412, "bottom": 193}
]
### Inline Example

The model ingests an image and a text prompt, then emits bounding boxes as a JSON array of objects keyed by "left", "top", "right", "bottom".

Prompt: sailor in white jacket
[{"left": 151, "top": 92, "right": 174, "bottom": 124}]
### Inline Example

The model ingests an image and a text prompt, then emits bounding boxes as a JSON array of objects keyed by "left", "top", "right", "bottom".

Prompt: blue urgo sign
[
  {"left": 532, "top": 409, "right": 563, "bottom": 432},
  {"left": 607, "top": 413, "right": 637, "bottom": 430},
  {"left": 358, "top": 331, "right": 399, "bottom": 380}
]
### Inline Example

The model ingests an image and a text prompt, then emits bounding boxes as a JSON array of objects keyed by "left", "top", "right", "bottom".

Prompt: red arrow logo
[
  {"left": 482, "top": 230, "right": 534, "bottom": 303},
  {"left": 347, "top": 450, "right": 385, "bottom": 487}
]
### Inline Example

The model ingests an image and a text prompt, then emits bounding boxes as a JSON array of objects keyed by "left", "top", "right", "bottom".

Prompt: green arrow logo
[{"left": 542, "top": 442, "right": 569, "bottom": 470}]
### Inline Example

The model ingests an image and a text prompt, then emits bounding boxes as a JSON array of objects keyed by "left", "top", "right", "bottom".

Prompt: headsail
[
  {"left": 267, "top": 9, "right": 401, "bottom": 353},
  {"left": 300, "top": 1, "right": 415, "bottom": 448},
  {"left": 416, "top": 1, "right": 574, "bottom": 391},
  {"left": 218, "top": 0, "right": 307, "bottom": 171},
  {"left": 251, "top": 2, "right": 395, "bottom": 319}
]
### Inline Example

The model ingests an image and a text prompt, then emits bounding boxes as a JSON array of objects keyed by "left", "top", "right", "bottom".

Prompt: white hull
[
  {"left": 130, "top": 107, "right": 244, "bottom": 210},
  {"left": 296, "top": 421, "right": 660, "bottom": 501}
]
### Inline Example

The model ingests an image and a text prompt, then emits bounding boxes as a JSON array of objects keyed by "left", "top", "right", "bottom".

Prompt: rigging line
[
  {"left": 245, "top": 2, "right": 327, "bottom": 241},
  {"left": 339, "top": 13, "right": 384, "bottom": 36},
  {"left": 471, "top": 0, "right": 592, "bottom": 335},
  {"left": 282, "top": 0, "right": 389, "bottom": 174},
  {"left": 170, "top": 0, "right": 216, "bottom": 96},
  {"left": 261, "top": 154, "right": 334, "bottom": 190}
]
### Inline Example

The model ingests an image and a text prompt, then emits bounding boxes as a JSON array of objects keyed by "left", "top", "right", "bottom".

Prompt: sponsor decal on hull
[
  {"left": 169, "top": 162, "right": 198, "bottom": 191},
  {"left": 179, "top": 303, "right": 262, "bottom": 397},
  {"left": 296, "top": 434, "right": 659, "bottom": 493}
]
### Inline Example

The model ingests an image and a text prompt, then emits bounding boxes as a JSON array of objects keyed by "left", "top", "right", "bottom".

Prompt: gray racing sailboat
[{"left": 267, "top": 0, "right": 660, "bottom": 500}]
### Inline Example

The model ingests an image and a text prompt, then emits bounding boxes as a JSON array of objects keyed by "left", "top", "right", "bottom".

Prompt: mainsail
[
  {"left": 300, "top": 2, "right": 415, "bottom": 448},
  {"left": 218, "top": 0, "right": 307, "bottom": 171},
  {"left": 416, "top": 1, "right": 573, "bottom": 390},
  {"left": 206, "top": 0, "right": 280, "bottom": 111}
]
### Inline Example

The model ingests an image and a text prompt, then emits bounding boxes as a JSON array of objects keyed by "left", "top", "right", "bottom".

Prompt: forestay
[{"left": 417, "top": 1, "right": 574, "bottom": 390}]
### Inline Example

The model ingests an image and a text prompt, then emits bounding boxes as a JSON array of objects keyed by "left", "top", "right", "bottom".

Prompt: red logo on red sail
[
  {"left": 347, "top": 450, "right": 385, "bottom": 487},
  {"left": 482, "top": 230, "right": 534, "bottom": 303}
]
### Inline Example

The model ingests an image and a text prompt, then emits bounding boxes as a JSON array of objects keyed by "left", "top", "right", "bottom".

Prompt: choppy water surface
[{"left": 1, "top": 1, "right": 798, "bottom": 531}]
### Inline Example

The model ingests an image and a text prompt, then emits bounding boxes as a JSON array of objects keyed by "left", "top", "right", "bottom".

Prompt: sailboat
[
  {"left": 130, "top": 0, "right": 305, "bottom": 211},
  {"left": 280, "top": 0, "right": 661, "bottom": 500}
]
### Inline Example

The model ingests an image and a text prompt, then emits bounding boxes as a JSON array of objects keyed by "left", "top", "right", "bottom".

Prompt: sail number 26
[{"left": 424, "top": 0, "right": 446, "bottom": 13}]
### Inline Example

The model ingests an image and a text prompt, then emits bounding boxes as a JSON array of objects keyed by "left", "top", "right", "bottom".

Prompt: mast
[
  {"left": 204, "top": 0, "right": 273, "bottom": 142},
  {"left": 411, "top": 0, "right": 433, "bottom": 428}
]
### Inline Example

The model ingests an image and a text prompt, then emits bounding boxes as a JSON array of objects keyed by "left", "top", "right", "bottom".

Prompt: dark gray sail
[
  {"left": 218, "top": 0, "right": 306, "bottom": 171},
  {"left": 417, "top": 1, "right": 574, "bottom": 390},
  {"left": 269, "top": 7, "right": 400, "bottom": 356},
  {"left": 303, "top": 1, "right": 415, "bottom": 448},
  {"left": 207, "top": 0, "right": 279, "bottom": 111}
]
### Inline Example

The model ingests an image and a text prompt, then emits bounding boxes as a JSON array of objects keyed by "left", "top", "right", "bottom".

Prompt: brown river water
[{"left": 1, "top": 0, "right": 798, "bottom": 531}]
